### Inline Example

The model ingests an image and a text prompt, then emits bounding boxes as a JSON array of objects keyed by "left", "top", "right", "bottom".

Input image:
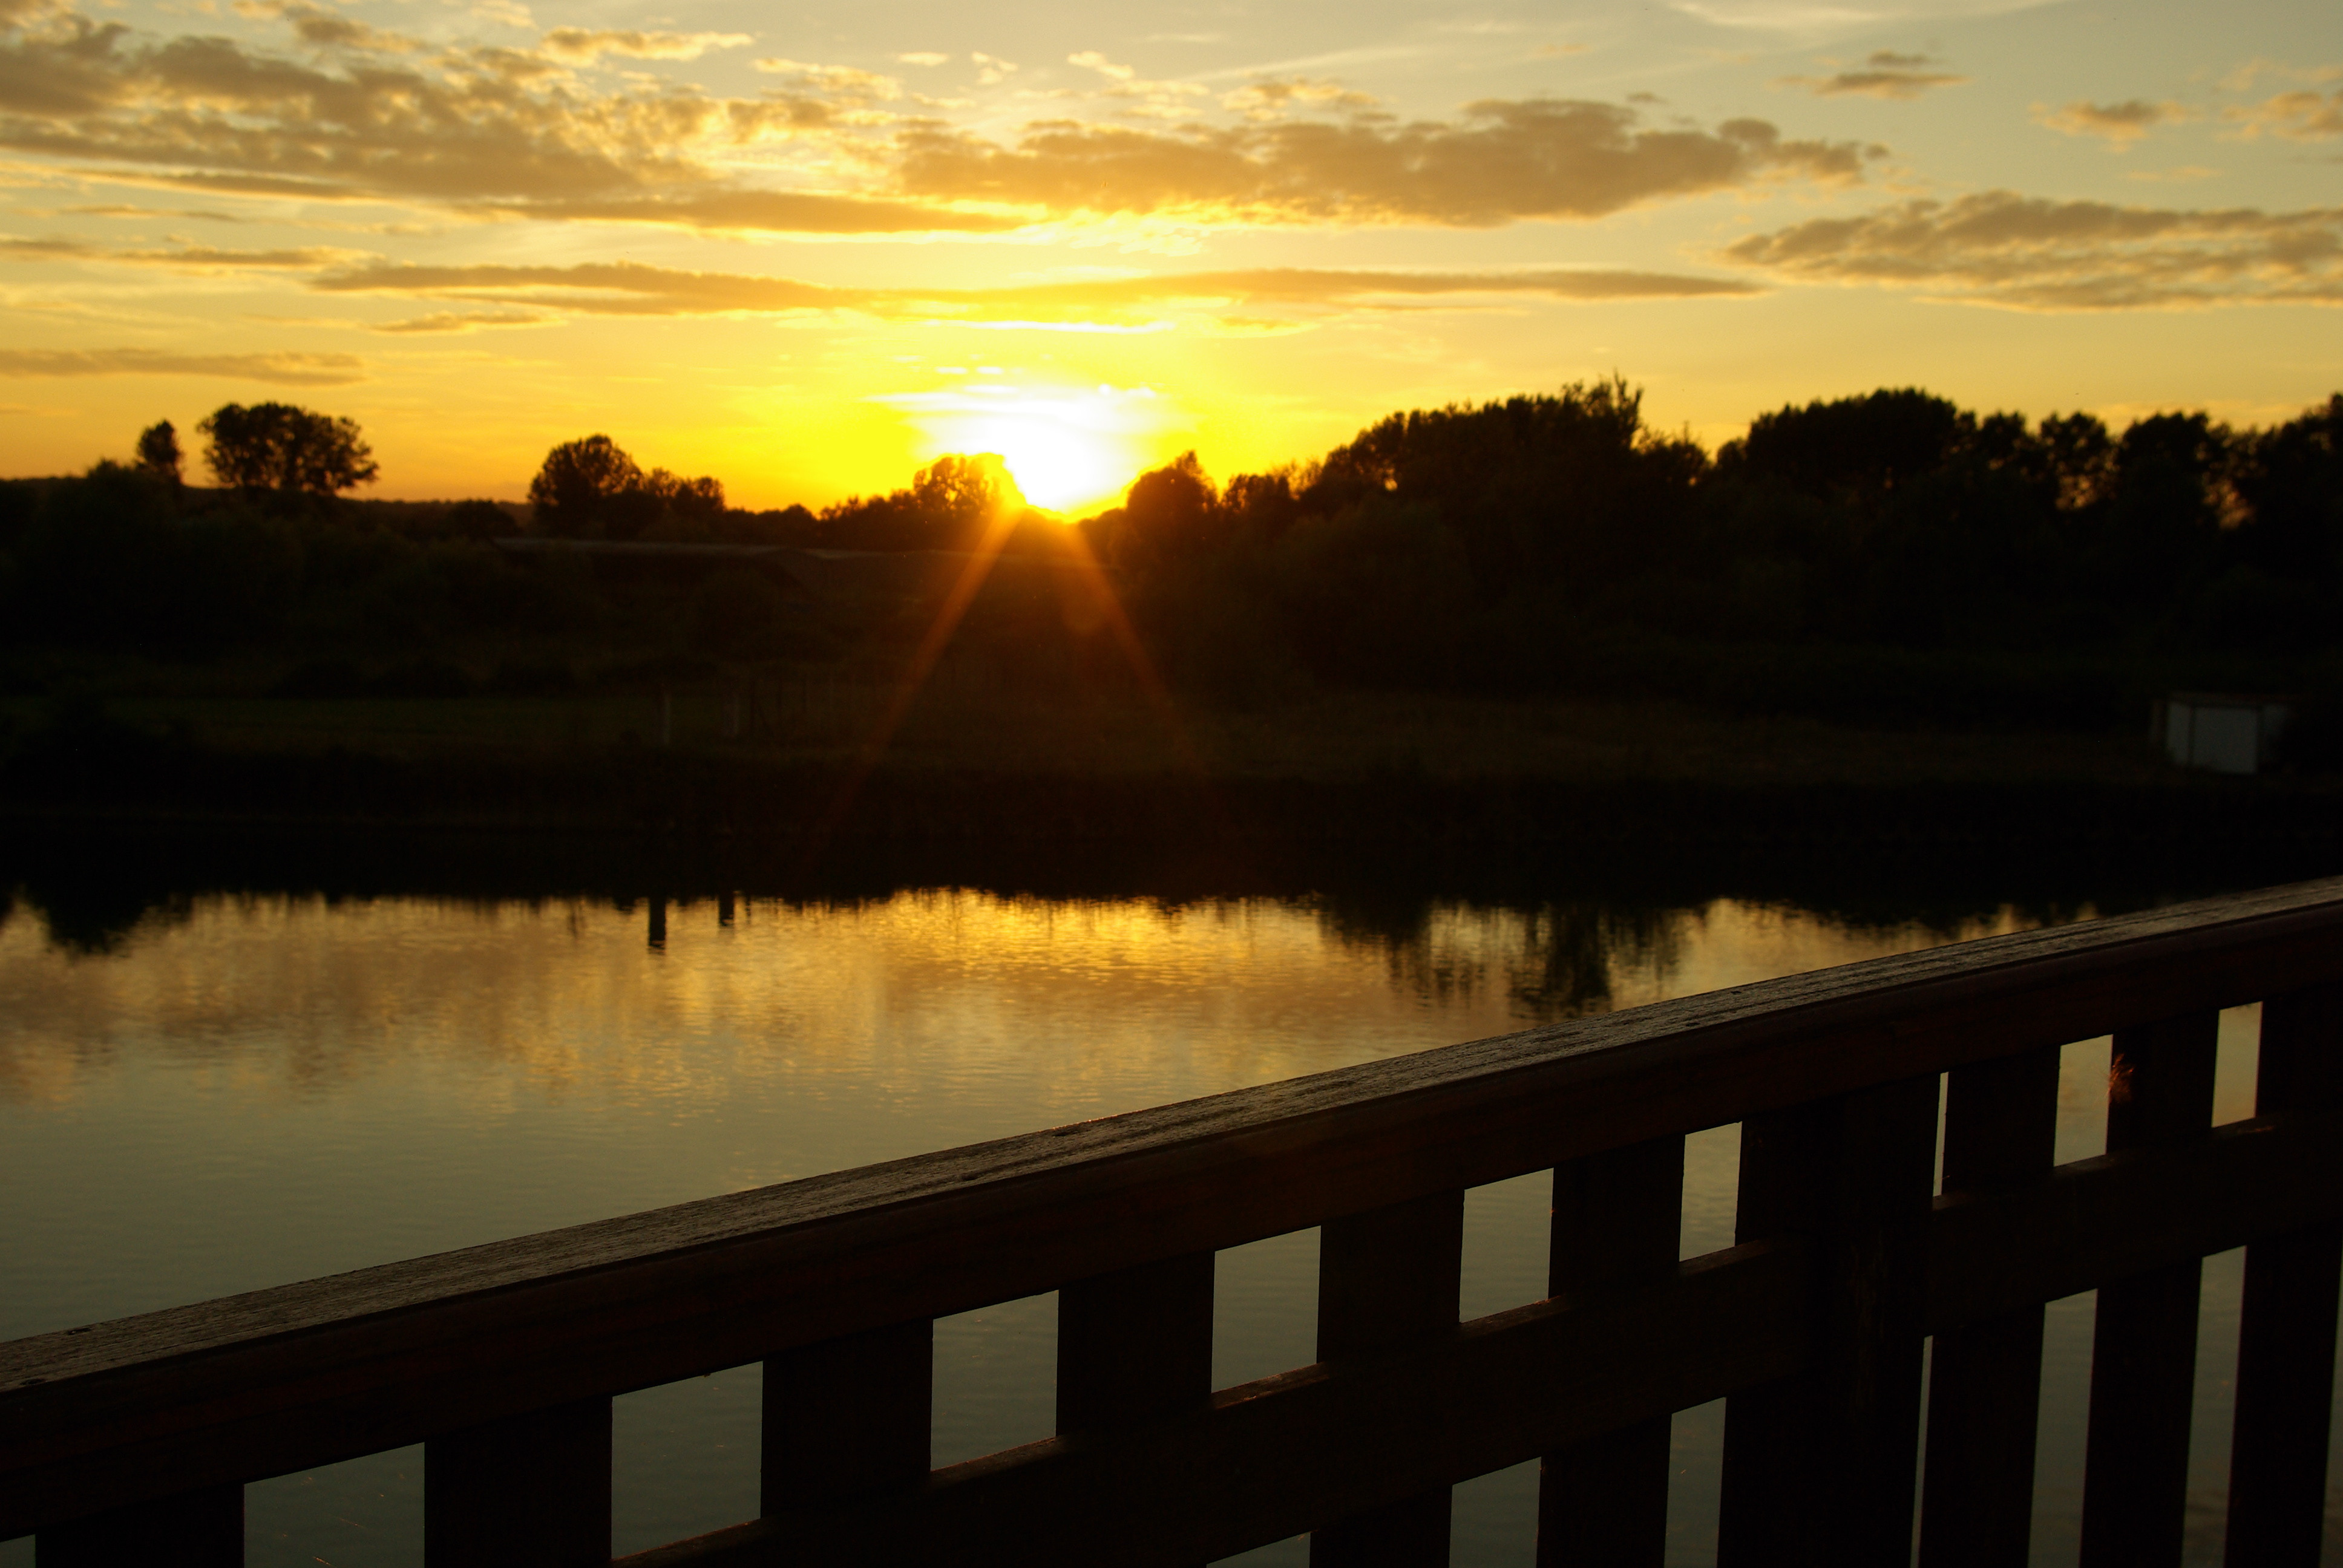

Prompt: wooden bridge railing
[{"left": 7, "top": 877, "right": 2343, "bottom": 1565}]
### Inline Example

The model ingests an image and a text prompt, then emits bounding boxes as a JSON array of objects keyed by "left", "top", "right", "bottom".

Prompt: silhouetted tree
[
  {"left": 1103, "top": 452, "right": 1220, "bottom": 572},
  {"left": 198, "top": 402, "right": 378, "bottom": 498},
  {"left": 1715, "top": 388, "right": 1972, "bottom": 506},
  {"left": 528, "top": 435, "right": 643, "bottom": 537},
  {"left": 1303, "top": 377, "right": 1705, "bottom": 593},
  {"left": 134, "top": 420, "right": 182, "bottom": 488},
  {"left": 2235, "top": 395, "right": 2343, "bottom": 581},
  {"left": 2036, "top": 413, "right": 2115, "bottom": 511},
  {"left": 818, "top": 454, "right": 1023, "bottom": 551},
  {"left": 528, "top": 436, "right": 727, "bottom": 540}
]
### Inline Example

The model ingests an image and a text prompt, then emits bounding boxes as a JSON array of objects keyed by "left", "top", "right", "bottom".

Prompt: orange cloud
[
  {"left": 1724, "top": 190, "right": 2343, "bottom": 309},
  {"left": 893, "top": 99, "right": 1874, "bottom": 226},
  {"left": 2225, "top": 88, "right": 2343, "bottom": 142},
  {"left": 1777, "top": 51, "right": 1967, "bottom": 102},
  {"left": 309, "top": 258, "right": 1760, "bottom": 321},
  {"left": 540, "top": 28, "right": 753, "bottom": 62},
  {"left": 2034, "top": 99, "right": 2195, "bottom": 147},
  {"left": 0, "top": 4, "right": 981, "bottom": 232},
  {"left": 0, "top": 347, "right": 364, "bottom": 382}
]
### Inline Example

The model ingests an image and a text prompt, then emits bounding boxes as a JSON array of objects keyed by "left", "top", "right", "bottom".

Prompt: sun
[
  {"left": 978, "top": 419, "right": 1127, "bottom": 514},
  {"left": 890, "top": 383, "right": 1164, "bottom": 516}
]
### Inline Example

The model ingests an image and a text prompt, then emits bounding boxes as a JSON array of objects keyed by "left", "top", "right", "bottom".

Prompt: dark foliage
[
  {"left": 7, "top": 384, "right": 2342, "bottom": 744},
  {"left": 527, "top": 434, "right": 726, "bottom": 540},
  {"left": 813, "top": 452, "right": 1041, "bottom": 552},
  {"left": 135, "top": 420, "right": 182, "bottom": 486},
  {"left": 1051, "top": 380, "right": 2343, "bottom": 731},
  {"left": 198, "top": 402, "right": 378, "bottom": 500}
]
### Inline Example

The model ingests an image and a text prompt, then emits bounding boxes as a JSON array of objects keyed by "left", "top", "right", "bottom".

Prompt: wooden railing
[{"left": 7, "top": 878, "right": 2343, "bottom": 1566}]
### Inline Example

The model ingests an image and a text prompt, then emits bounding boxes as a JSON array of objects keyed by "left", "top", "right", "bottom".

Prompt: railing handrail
[{"left": 8, "top": 874, "right": 2343, "bottom": 1540}]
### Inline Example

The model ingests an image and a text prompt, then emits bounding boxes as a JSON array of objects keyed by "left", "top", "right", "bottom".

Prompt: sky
[{"left": 0, "top": 0, "right": 2338, "bottom": 512}]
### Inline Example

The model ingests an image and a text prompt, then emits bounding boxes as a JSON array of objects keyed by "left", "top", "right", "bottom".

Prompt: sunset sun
[{"left": 888, "top": 383, "right": 1163, "bottom": 515}]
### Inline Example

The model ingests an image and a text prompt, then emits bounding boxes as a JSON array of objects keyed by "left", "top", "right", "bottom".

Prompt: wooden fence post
[
  {"left": 1536, "top": 1134, "right": 1685, "bottom": 1568},
  {"left": 2077, "top": 1010, "right": 2218, "bottom": 1568},
  {"left": 1310, "top": 1189, "right": 1466, "bottom": 1567},
  {"left": 425, "top": 1396, "right": 611, "bottom": 1567},
  {"left": 762, "top": 1319, "right": 933, "bottom": 1518},
  {"left": 1058, "top": 1251, "right": 1216, "bottom": 1561},
  {"left": 2225, "top": 984, "right": 2343, "bottom": 1566},
  {"left": 1918, "top": 1044, "right": 2061, "bottom": 1567},
  {"left": 1716, "top": 1075, "right": 1938, "bottom": 1566},
  {"left": 1058, "top": 1251, "right": 1215, "bottom": 1433},
  {"left": 37, "top": 1483, "right": 243, "bottom": 1567}
]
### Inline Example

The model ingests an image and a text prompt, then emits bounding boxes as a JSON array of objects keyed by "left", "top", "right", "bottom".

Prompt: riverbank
[{"left": 4, "top": 685, "right": 2340, "bottom": 913}]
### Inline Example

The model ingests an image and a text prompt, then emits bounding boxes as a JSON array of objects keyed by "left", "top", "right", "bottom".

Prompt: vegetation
[
  {"left": 526, "top": 434, "right": 726, "bottom": 540},
  {"left": 2, "top": 384, "right": 2341, "bottom": 792},
  {"left": 197, "top": 402, "right": 378, "bottom": 501}
]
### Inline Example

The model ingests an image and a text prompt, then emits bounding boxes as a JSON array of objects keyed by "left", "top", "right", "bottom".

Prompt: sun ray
[{"left": 799, "top": 497, "right": 1024, "bottom": 864}]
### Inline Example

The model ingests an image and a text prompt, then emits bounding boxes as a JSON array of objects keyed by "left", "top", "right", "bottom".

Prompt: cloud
[
  {"left": 0, "top": 346, "right": 364, "bottom": 381},
  {"left": 2220, "top": 60, "right": 2341, "bottom": 93},
  {"left": 1778, "top": 50, "right": 1966, "bottom": 100},
  {"left": 896, "top": 51, "right": 948, "bottom": 67},
  {"left": 0, "top": 4, "right": 1873, "bottom": 238},
  {"left": 540, "top": 28, "right": 751, "bottom": 62},
  {"left": 1722, "top": 189, "right": 2343, "bottom": 309},
  {"left": 58, "top": 201, "right": 244, "bottom": 220},
  {"left": 893, "top": 99, "right": 1875, "bottom": 226},
  {"left": 0, "top": 5, "right": 983, "bottom": 234},
  {"left": 1221, "top": 76, "right": 1379, "bottom": 120},
  {"left": 0, "top": 233, "right": 353, "bottom": 265},
  {"left": 1067, "top": 50, "right": 1135, "bottom": 81},
  {"left": 372, "top": 306, "right": 545, "bottom": 331},
  {"left": 2226, "top": 89, "right": 2343, "bottom": 142},
  {"left": 310, "top": 258, "right": 1759, "bottom": 323},
  {"left": 472, "top": 190, "right": 1020, "bottom": 233},
  {"left": 750, "top": 56, "right": 901, "bottom": 99},
  {"left": 226, "top": 0, "right": 419, "bottom": 56},
  {"left": 2035, "top": 99, "right": 2194, "bottom": 146}
]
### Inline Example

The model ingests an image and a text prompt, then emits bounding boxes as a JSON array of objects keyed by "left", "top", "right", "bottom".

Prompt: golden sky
[{"left": 0, "top": 0, "right": 2338, "bottom": 511}]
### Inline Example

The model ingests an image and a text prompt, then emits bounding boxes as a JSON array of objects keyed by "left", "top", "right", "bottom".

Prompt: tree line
[
  {"left": 2, "top": 384, "right": 2338, "bottom": 737},
  {"left": 1078, "top": 382, "right": 2343, "bottom": 704}
]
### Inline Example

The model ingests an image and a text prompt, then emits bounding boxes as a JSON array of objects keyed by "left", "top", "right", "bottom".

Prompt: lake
[{"left": 2, "top": 846, "right": 2336, "bottom": 1565}]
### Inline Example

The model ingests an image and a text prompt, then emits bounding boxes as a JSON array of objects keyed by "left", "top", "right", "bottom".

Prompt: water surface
[{"left": 0, "top": 876, "right": 2331, "bottom": 1564}]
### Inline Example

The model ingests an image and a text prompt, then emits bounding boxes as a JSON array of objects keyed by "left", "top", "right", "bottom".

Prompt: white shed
[{"left": 2154, "top": 693, "right": 2294, "bottom": 776}]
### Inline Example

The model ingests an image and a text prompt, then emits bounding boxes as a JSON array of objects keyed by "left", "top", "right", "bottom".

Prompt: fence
[{"left": 7, "top": 877, "right": 2343, "bottom": 1566}]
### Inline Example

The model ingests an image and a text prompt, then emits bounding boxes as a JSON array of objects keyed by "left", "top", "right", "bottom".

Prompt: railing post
[
  {"left": 1310, "top": 1188, "right": 1465, "bottom": 1567},
  {"left": 1536, "top": 1134, "right": 1685, "bottom": 1567},
  {"left": 425, "top": 1396, "right": 611, "bottom": 1567},
  {"left": 762, "top": 1319, "right": 932, "bottom": 1515},
  {"left": 36, "top": 1483, "right": 243, "bottom": 1567},
  {"left": 1716, "top": 1075, "right": 1937, "bottom": 1566},
  {"left": 1918, "top": 1044, "right": 2060, "bottom": 1566},
  {"left": 2077, "top": 1010, "right": 2217, "bottom": 1568},
  {"left": 1058, "top": 1251, "right": 1216, "bottom": 1561},
  {"left": 2226, "top": 984, "right": 2343, "bottom": 1566},
  {"left": 1058, "top": 1251, "right": 1215, "bottom": 1432}
]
